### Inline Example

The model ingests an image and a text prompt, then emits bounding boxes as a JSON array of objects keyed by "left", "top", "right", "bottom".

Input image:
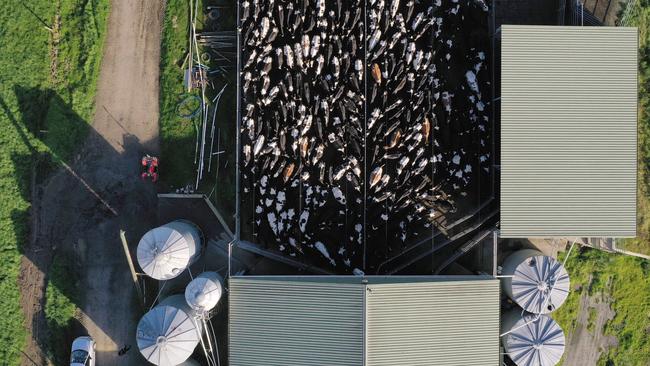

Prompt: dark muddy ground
[{"left": 239, "top": 0, "right": 492, "bottom": 273}]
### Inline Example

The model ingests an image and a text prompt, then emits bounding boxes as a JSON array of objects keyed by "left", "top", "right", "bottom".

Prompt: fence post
[{"left": 120, "top": 230, "right": 145, "bottom": 308}]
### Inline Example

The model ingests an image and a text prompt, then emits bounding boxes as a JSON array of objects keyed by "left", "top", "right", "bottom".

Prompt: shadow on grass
[
  {"left": 1, "top": 85, "right": 155, "bottom": 365},
  {"left": 0, "top": 87, "right": 85, "bottom": 364}
]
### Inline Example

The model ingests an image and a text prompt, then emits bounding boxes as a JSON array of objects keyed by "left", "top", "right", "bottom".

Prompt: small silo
[
  {"left": 137, "top": 295, "right": 202, "bottom": 366},
  {"left": 185, "top": 271, "right": 224, "bottom": 313},
  {"left": 501, "top": 249, "right": 570, "bottom": 314},
  {"left": 137, "top": 220, "right": 202, "bottom": 280},
  {"left": 501, "top": 310, "right": 566, "bottom": 366}
]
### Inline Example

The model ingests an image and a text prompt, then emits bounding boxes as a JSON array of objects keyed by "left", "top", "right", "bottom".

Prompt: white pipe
[
  {"left": 204, "top": 317, "right": 221, "bottom": 366},
  {"left": 202, "top": 317, "right": 218, "bottom": 366},
  {"left": 213, "top": 129, "right": 221, "bottom": 203},
  {"left": 193, "top": 2, "right": 208, "bottom": 189},
  {"left": 187, "top": 0, "right": 194, "bottom": 93},
  {"left": 208, "top": 84, "right": 228, "bottom": 172},
  {"left": 194, "top": 316, "right": 216, "bottom": 366},
  {"left": 148, "top": 280, "right": 168, "bottom": 311}
]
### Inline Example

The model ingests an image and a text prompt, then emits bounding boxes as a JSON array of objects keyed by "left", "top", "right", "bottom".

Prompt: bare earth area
[
  {"left": 18, "top": 0, "right": 164, "bottom": 364},
  {"left": 562, "top": 276, "right": 618, "bottom": 366}
]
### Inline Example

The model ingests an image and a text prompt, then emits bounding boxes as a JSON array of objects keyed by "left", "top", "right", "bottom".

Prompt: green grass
[
  {"left": 160, "top": 0, "right": 194, "bottom": 188},
  {"left": 0, "top": 0, "right": 109, "bottom": 364},
  {"left": 552, "top": 247, "right": 650, "bottom": 366},
  {"left": 617, "top": 0, "right": 650, "bottom": 256},
  {"left": 160, "top": 0, "right": 237, "bottom": 228},
  {"left": 44, "top": 255, "right": 79, "bottom": 365}
]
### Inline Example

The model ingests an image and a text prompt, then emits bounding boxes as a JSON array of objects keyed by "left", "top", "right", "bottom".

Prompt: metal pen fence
[
  {"left": 619, "top": 0, "right": 640, "bottom": 26},
  {"left": 234, "top": 0, "right": 497, "bottom": 274}
]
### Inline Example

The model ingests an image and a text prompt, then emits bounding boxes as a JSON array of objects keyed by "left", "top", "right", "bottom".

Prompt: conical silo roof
[
  {"left": 505, "top": 251, "right": 570, "bottom": 314},
  {"left": 503, "top": 314, "right": 565, "bottom": 366},
  {"left": 185, "top": 272, "right": 223, "bottom": 312},
  {"left": 137, "top": 221, "right": 201, "bottom": 280},
  {"left": 136, "top": 303, "right": 201, "bottom": 366}
]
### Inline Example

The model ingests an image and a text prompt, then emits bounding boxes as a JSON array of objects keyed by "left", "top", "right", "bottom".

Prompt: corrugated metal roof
[
  {"left": 500, "top": 25, "right": 638, "bottom": 238},
  {"left": 366, "top": 280, "right": 500, "bottom": 366},
  {"left": 229, "top": 276, "right": 500, "bottom": 366},
  {"left": 229, "top": 277, "right": 365, "bottom": 366}
]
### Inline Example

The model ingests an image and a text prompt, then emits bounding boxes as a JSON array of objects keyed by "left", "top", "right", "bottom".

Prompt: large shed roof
[
  {"left": 500, "top": 25, "right": 638, "bottom": 238},
  {"left": 229, "top": 276, "right": 500, "bottom": 366}
]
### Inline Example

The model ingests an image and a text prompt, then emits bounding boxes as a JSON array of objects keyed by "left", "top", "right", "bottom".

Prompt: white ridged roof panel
[
  {"left": 229, "top": 277, "right": 365, "bottom": 366},
  {"left": 500, "top": 25, "right": 638, "bottom": 238},
  {"left": 366, "top": 279, "right": 501, "bottom": 366}
]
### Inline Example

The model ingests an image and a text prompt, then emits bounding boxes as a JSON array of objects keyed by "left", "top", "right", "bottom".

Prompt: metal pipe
[
  {"left": 214, "top": 129, "right": 221, "bottom": 204},
  {"left": 208, "top": 84, "right": 228, "bottom": 172},
  {"left": 493, "top": 229, "right": 498, "bottom": 277},
  {"left": 235, "top": 0, "right": 242, "bottom": 242},
  {"left": 187, "top": 0, "right": 194, "bottom": 93},
  {"left": 375, "top": 197, "right": 495, "bottom": 274},
  {"left": 362, "top": 0, "right": 368, "bottom": 271}
]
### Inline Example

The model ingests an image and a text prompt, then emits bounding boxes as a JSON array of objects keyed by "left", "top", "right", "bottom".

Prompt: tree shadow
[{"left": 2, "top": 85, "right": 156, "bottom": 365}]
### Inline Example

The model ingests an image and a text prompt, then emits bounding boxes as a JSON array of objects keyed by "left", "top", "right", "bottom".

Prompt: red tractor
[{"left": 141, "top": 155, "right": 159, "bottom": 182}]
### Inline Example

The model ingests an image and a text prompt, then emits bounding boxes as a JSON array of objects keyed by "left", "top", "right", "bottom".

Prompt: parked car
[{"left": 70, "top": 336, "right": 96, "bottom": 366}]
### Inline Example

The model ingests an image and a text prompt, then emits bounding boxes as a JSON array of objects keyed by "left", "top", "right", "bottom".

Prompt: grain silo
[
  {"left": 185, "top": 271, "right": 224, "bottom": 313},
  {"left": 136, "top": 295, "right": 202, "bottom": 366},
  {"left": 501, "top": 249, "right": 570, "bottom": 314},
  {"left": 501, "top": 310, "right": 566, "bottom": 366},
  {"left": 137, "top": 220, "right": 202, "bottom": 280}
]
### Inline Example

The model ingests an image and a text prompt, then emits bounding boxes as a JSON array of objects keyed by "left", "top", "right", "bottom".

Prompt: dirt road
[{"left": 19, "top": 0, "right": 164, "bottom": 365}]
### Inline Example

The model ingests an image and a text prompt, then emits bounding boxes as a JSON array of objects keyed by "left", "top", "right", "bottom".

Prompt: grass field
[
  {"left": 44, "top": 255, "right": 79, "bottom": 364},
  {"left": 160, "top": 0, "right": 237, "bottom": 229},
  {"left": 616, "top": 0, "right": 650, "bottom": 256},
  {"left": 552, "top": 247, "right": 650, "bottom": 366},
  {"left": 0, "top": 0, "right": 109, "bottom": 364}
]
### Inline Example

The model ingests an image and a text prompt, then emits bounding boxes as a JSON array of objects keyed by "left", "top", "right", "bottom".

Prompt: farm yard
[{"left": 0, "top": 0, "right": 648, "bottom": 365}]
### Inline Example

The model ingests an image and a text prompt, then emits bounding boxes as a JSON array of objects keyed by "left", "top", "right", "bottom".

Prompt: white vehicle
[{"left": 70, "top": 336, "right": 96, "bottom": 366}]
